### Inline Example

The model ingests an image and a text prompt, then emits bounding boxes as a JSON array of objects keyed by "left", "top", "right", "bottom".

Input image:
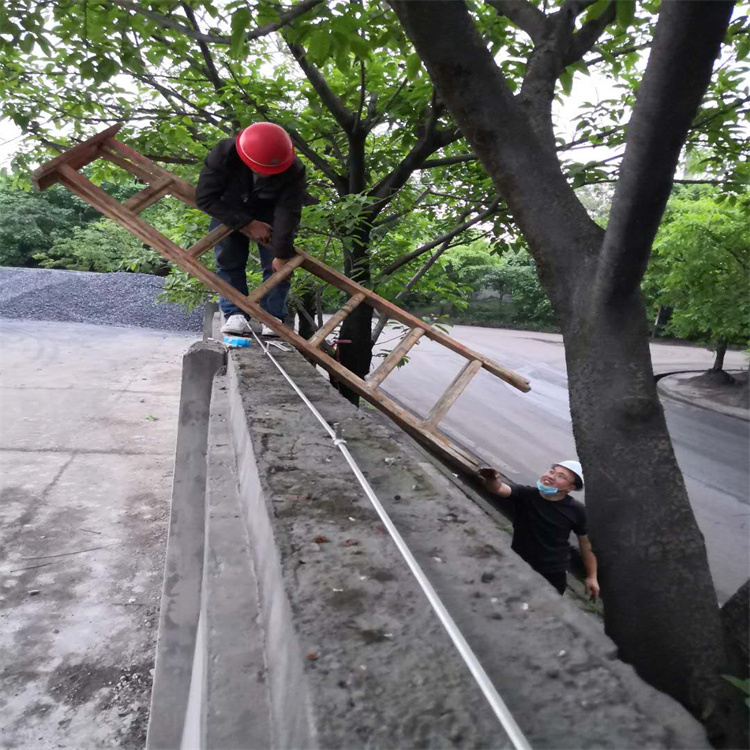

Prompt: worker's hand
[
  {"left": 478, "top": 467, "right": 499, "bottom": 482},
  {"left": 246, "top": 220, "right": 272, "bottom": 244},
  {"left": 585, "top": 576, "right": 600, "bottom": 602},
  {"left": 271, "top": 256, "right": 292, "bottom": 273}
]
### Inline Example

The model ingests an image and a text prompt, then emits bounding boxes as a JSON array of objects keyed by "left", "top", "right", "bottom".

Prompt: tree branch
[
  {"left": 379, "top": 198, "right": 501, "bottom": 276},
  {"left": 365, "top": 77, "right": 408, "bottom": 131},
  {"left": 102, "top": 0, "right": 324, "bottom": 45},
  {"left": 419, "top": 153, "right": 477, "bottom": 169},
  {"left": 563, "top": 1, "right": 617, "bottom": 67},
  {"left": 586, "top": 42, "right": 651, "bottom": 67},
  {"left": 368, "top": 94, "right": 461, "bottom": 214},
  {"left": 286, "top": 40, "right": 356, "bottom": 133},
  {"left": 180, "top": 3, "right": 224, "bottom": 92},
  {"left": 484, "top": 0, "right": 547, "bottom": 43},
  {"left": 353, "top": 59, "right": 367, "bottom": 132},
  {"left": 595, "top": 0, "right": 735, "bottom": 300}
]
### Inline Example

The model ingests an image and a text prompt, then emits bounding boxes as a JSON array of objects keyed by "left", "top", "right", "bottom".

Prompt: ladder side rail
[
  {"left": 99, "top": 145, "right": 162, "bottom": 184},
  {"left": 299, "top": 252, "right": 530, "bottom": 393}
]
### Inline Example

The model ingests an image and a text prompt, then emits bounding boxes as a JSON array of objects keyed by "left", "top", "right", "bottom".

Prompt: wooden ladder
[{"left": 32, "top": 124, "right": 531, "bottom": 475}]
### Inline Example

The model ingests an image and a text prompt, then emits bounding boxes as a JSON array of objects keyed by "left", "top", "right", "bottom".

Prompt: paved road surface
[{"left": 376, "top": 325, "right": 749, "bottom": 603}]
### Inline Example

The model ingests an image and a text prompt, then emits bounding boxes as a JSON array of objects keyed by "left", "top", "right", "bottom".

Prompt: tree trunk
[
  {"left": 721, "top": 580, "right": 749, "bottom": 749},
  {"left": 712, "top": 340, "right": 728, "bottom": 372},
  {"left": 561, "top": 280, "right": 726, "bottom": 719},
  {"left": 336, "top": 223, "right": 374, "bottom": 405},
  {"left": 388, "top": 0, "right": 734, "bottom": 728},
  {"left": 295, "top": 286, "right": 317, "bottom": 340}
]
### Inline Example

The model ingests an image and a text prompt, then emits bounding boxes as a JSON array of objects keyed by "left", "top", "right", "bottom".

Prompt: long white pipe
[{"left": 250, "top": 332, "right": 532, "bottom": 750}]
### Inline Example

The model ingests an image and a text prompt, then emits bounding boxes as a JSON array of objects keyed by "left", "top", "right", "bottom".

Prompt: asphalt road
[{"left": 375, "top": 325, "right": 749, "bottom": 604}]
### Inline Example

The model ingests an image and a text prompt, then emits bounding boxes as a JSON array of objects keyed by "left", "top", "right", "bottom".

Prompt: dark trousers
[
  {"left": 210, "top": 217, "right": 290, "bottom": 321},
  {"left": 540, "top": 570, "right": 567, "bottom": 595}
]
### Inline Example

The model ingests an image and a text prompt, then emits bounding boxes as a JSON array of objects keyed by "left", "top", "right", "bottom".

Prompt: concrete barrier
[
  {"left": 149, "top": 339, "right": 710, "bottom": 748},
  {"left": 146, "top": 341, "right": 225, "bottom": 750}
]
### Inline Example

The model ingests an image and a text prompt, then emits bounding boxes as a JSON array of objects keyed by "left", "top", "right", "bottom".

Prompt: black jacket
[{"left": 195, "top": 137, "right": 307, "bottom": 259}]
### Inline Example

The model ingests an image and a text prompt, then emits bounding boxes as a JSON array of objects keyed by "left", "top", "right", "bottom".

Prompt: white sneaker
[
  {"left": 261, "top": 319, "right": 281, "bottom": 337},
  {"left": 221, "top": 314, "right": 252, "bottom": 336}
]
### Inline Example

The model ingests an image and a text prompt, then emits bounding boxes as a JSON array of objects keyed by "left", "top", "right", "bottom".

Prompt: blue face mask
[{"left": 536, "top": 481, "right": 560, "bottom": 496}]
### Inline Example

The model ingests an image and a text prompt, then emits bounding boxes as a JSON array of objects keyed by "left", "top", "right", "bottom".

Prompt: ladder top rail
[
  {"left": 32, "top": 124, "right": 123, "bottom": 192},
  {"left": 298, "top": 251, "right": 531, "bottom": 393}
]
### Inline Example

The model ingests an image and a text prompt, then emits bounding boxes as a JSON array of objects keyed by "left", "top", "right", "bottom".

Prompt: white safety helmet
[{"left": 555, "top": 460, "right": 584, "bottom": 490}]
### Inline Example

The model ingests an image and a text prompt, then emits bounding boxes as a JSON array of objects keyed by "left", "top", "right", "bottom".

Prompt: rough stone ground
[
  {"left": 0, "top": 319, "right": 196, "bottom": 749},
  {"left": 0, "top": 267, "right": 203, "bottom": 333}
]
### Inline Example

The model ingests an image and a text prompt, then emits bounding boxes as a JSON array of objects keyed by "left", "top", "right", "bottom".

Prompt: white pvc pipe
[{"left": 250, "top": 332, "right": 532, "bottom": 750}]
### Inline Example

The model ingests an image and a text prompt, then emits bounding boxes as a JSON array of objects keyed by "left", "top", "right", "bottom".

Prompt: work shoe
[
  {"left": 221, "top": 314, "right": 252, "bottom": 336},
  {"left": 261, "top": 319, "right": 281, "bottom": 337}
]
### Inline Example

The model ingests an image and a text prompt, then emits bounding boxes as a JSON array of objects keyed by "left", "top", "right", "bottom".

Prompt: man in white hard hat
[{"left": 478, "top": 460, "right": 600, "bottom": 600}]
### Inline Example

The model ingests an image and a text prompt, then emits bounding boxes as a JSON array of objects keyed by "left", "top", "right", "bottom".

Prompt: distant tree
[
  {"left": 649, "top": 188, "right": 749, "bottom": 372},
  {"left": 480, "top": 250, "right": 557, "bottom": 329},
  {"left": 34, "top": 217, "right": 165, "bottom": 274},
  {"left": 0, "top": 177, "right": 90, "bottom": 266}
]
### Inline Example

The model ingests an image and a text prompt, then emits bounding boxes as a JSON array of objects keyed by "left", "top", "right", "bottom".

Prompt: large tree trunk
[
  {"left": 389, "top": 0, "right": 735, "bottom": 729},
  {"left": 562, "top": 282, "right": 725, "bottom": 715}
]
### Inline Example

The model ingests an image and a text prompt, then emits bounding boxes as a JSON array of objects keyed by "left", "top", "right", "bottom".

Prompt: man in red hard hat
[
  {"left": 478, "top": 460, "right": 600, "bottom": 600},
  {"left": 196, "top": 122, "right": 307, "bottom": 336}
]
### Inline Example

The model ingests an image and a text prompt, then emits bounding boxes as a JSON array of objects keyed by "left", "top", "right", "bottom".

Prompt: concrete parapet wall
[{"left": 222, "top": 344, "right": 708, "bottom": 749}]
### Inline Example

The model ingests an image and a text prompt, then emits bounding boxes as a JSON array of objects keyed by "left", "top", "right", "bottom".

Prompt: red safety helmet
[{"left": 236, "top": 122, "right": 295, "bottom": 175}]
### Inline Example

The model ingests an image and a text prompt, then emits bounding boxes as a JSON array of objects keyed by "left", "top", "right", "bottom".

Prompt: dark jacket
[{"left": 195, "top": 137, "right": 307, "bottom": 259}]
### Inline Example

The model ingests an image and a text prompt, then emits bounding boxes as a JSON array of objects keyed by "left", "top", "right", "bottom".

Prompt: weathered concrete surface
[
  {"left": 226, "top": 343, "right": 709, "bottom": 749},
  {"left": 0, "top": 318, "right": 196, "bottom": 749},
  {"left": 146, "top": 340, "right": 225, "bottom": 750}
]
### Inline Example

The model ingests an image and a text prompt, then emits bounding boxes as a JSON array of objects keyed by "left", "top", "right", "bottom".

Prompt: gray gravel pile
[{"left": 0, "top": 267, "right": 203, "bottom": 332}]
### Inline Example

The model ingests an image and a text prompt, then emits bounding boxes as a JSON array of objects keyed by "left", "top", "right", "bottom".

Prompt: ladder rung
[
  {"left": 368, "top": 327, "right": 424, "bottom": 388},
  {"left": 186, "top": 224, "right": 234, "bottom": 259},
  {"left": 123, "top": 176, "right": 173, "bottom": 214},
  {"left": 309, "top": 292, "right": 366, "bottom": 348},
  {"left": 107, "top": 139, "right": 199, "bottom": 208},
  {"left": 246, "top": 254, "right": 306, "bottom": 303},
  {"left": 423, "top": 359, "right": 482, "bottom": 431},
  {"left": 100, "top": 144, "right": 158, "bottom": 183}
]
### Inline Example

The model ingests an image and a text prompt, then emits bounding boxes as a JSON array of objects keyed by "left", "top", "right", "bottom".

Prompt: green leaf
[
  {"left": 349, "top": 35, "right": 371, "bottom": 61},
  {"left": 230, "top": 7, "right": 251, "bottom": 59},
  {"left": 616, "top": 1, "right": 636, "bottom": 29},
  {"left": 406, "top": 53, "right": 421, "bottom": 79},
  {"left": 584, "top": 0, "right": 611, "bottom": 23},
  {"left": 19, "top": 33, "right": 34, "bottom": 53},
  {"left": 306, "top": 30, "right": 331, "bottom": 64},
  {"left": 559, "top": 68, "right": 573, "bottom": 96}
]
